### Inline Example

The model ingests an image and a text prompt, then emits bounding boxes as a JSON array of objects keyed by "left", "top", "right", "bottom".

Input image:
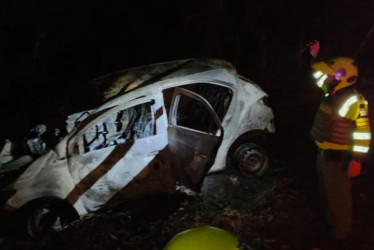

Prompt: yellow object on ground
[{"left": 164, "top": 226, "right": 239, "bottom": 250}]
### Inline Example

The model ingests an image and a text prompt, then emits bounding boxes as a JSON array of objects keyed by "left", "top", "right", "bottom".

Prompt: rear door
[{"left": 167, "top": 87, "right": 224, "bottom": 192}]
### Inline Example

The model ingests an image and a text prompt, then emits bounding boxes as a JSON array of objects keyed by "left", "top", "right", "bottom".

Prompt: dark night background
[
  {"left": 1, "top": 1, "right": 374, "bottom": 249},
  {"left": 1, "top": 0, "right": 374, "bottom": 142}
]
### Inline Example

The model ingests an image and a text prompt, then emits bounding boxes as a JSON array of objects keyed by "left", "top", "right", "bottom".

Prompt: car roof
[
  {"left": 63, "top": 58, "right": 241, "bottom": 115},
  {"left": 90, "top": 58, "right": 237, "bottom": 101}
]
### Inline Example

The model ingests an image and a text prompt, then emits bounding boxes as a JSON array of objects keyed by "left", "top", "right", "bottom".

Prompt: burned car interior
[
  {"left": 163, "top": 83, "right": 232, "bottom": 134},
  {"left": 79, "top": 81, "right": 233, "bottom": 154},
  {"left": 81, "top": 101, "right": 155, "bottom": 153}
]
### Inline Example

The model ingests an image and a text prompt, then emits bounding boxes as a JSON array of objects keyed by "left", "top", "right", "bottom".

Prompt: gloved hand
[
  {"left": 307, "top": 40, "right": 320, "bottom": 58},
  {"left": 348, "top": 159, "right": 361, "bottom": 177}
]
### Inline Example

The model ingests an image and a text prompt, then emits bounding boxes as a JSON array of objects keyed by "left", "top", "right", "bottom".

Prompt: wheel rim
[
  {"left": 27, "top": 204, "right": 60, "bottom": 238},
  {"left": 240, "top": 147, "right": 265, "bottom": 174}
]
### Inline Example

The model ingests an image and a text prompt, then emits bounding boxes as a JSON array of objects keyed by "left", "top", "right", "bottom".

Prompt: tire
[
  {"left": 18, "top": 197, "right": 79, "bottom": 239},
  {"left": 234, "top": 142, "right": 269, "bottom": 178}
]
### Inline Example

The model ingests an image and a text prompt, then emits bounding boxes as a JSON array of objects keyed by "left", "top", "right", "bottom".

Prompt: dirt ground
[{"left": 1, "top": 142, "right": 374, "bottom": 250}]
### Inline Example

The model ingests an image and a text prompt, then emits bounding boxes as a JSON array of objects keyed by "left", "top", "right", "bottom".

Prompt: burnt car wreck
[{"left": 0, "top": 58, "right": 275, "bottom": 237}]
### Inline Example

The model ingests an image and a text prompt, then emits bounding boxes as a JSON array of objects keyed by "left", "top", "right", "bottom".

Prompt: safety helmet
[
  {"left": 164, "top": 226, "right": 239, "bottom": 250},
  {"left": 312, "top": 57, "right": 358, "bottom": 93}
]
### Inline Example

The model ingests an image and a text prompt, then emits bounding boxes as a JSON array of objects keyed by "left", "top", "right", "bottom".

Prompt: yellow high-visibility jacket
[{"left": 311, "top": 88, "right": 371, "bottom": 158}]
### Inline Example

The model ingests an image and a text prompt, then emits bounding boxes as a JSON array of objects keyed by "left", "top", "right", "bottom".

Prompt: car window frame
[
  {"left": 67, "top": 96, "right": 158, "bottom": 155},
  {"left": 168, "top": 87, "right": 224, "bottom": 135}
]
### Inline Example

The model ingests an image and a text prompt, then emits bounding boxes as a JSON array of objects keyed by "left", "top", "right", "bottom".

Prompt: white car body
[{"left": 3, "top": 59, "right": 275, "bottom": 216}]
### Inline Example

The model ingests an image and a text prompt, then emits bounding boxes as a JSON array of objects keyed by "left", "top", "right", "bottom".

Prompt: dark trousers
[{"left": 316, "top": 148, "right": 352, "bottom": 240}]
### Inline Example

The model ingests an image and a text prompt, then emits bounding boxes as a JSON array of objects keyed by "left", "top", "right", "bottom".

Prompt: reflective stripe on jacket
[{"left": 311, "top": 88, "right": 371, "bottom": 155}]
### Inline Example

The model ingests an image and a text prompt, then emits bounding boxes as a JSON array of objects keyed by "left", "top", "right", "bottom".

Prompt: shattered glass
[{"left": 82, "top": 102, "right": 154, "bottom": 152}]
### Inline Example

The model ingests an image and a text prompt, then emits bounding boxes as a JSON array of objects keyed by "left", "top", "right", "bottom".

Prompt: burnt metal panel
[
  {"left": 167, "top": 126, "right": 221, "bottom": 192},
  {"left": 65, "top": 141, "right": 134, "bottom": 204},
  {"left": 167, "top": 87, "right": 224, "bottom": 192},
  {"left": 101, "top": 146, "right": 175, "bottom": 209}
]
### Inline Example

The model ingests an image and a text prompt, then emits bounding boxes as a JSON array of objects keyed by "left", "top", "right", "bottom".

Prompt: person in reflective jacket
[{"left": 308, "top": 41, "right": 371, "bottom": 243}]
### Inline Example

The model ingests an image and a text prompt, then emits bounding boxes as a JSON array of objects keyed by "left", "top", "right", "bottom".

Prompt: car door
[
  {"left": 64, "top": 93, "right": 169, "bottom": 212},
  {"left": 167, "top": 87, "right": 224, "bottom": 192}
]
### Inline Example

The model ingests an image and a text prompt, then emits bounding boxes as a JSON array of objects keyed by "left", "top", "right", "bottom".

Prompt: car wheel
[
  {"left": 19, "top": 197, "right": 79, "bottom": 238},
  {"left": 234, "top": 143, "right": 269, "bottom": 178}
]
